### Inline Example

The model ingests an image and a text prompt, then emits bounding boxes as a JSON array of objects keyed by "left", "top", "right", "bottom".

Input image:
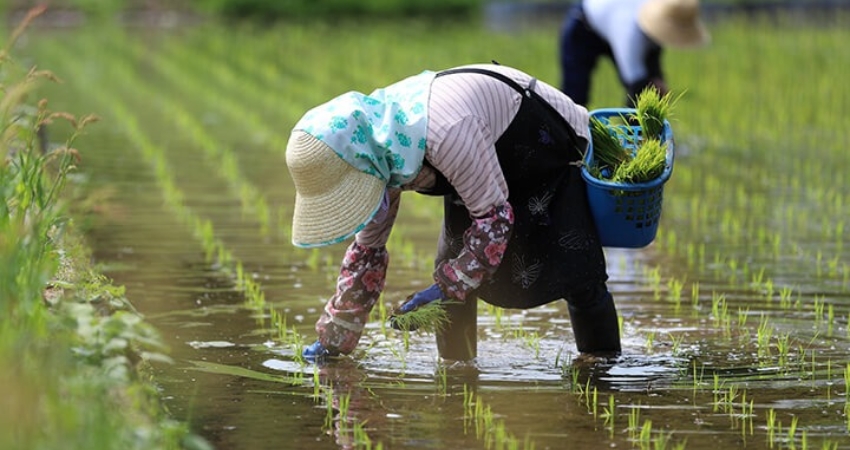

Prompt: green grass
[{"left": 0, "top": 9, "right": 206, "bottom": 450}]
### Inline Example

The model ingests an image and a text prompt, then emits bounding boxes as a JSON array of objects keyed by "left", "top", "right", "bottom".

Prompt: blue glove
[
  {"left": 389, "top": 284, "right": 446, "bottom": 331},
  {"left": 302, "top": 340, "right": 337, "bottom": 362},
  {"left": 396, "top": 284, "right": 445, "bottom": 314}
]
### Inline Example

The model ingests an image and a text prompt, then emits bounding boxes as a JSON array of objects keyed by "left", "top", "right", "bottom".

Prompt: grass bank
[{"left": 0, "top": 8, "right": 208, "bottom": 450}]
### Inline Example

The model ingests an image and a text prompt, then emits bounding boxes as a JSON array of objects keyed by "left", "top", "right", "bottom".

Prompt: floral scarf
[{"left": 293, "top": 70, "right": 435, "bottom": 187}]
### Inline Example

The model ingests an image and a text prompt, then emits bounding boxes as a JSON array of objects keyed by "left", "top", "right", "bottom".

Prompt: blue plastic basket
[{"left": 581, "top": 108, "right": 675, "bottom": 248}]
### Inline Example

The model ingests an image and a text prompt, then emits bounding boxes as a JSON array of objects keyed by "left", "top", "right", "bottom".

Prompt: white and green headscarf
[{"left": 294, "top": 70, "right": 435, "bottom": 188}]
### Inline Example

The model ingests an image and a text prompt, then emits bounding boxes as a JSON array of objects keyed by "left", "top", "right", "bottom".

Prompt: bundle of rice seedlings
[
  {"left": 589, "top": 88, "right": 676, "bottom": 183},
  {"left": 611, "top": 138, "right": 668, "bottom": 183},
  {"left": 632, "top": 86, "right": 679, "bottom": 141},
  {"left": 589, "top": 117, "right": 631, "bottom": 178},
  {"left": 389, "top": 301, "right": 452, "bottom": 333}
]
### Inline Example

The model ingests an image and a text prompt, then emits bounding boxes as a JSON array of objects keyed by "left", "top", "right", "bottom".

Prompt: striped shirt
[{"left": 356, "top": 64, "right": 589, "bottom": 248}]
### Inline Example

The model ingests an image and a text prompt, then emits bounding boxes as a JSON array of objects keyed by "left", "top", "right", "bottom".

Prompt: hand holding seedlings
[{"left": 389, "top": 284, "right": 452, "bottom": 332}]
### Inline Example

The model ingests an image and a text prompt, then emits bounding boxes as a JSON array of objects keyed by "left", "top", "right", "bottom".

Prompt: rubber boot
[
  {"left": 436, "top": 297, "right": 478, "bottom": 361},
  {"left": 434, "top": 206, "right": 477, "bottom": 361},
  {"left": 567, "top": 283, "right": 621, "bottom": 355}
]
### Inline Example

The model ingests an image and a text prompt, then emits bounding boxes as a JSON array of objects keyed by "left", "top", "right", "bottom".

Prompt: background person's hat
[
  {"left": 638, "top": 0, "right": 710, "bottom": 49},
  {"left": 285, "top": 130, "right": 386, "bottom": 247}
]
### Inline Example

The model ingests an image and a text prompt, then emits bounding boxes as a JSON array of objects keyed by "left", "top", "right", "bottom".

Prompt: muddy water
[
  {"left": 31, "top": 20, "right": 850, "bottom": 450},
  {"left": 75, "top": 131, "right": 850, "bottom": 450}
]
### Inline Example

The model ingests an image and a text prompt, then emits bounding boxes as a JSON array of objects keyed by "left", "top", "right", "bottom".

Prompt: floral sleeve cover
[
  {"left": 316, "top": 242, "right": 388, "bottom": 354},
  {"left": 435, "top": 202, "right": 514, "bottom": 301}
]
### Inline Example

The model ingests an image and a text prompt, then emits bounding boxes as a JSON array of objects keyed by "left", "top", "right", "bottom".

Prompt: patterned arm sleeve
[
  {"left": 434, "top": 202, "right": 514, "bottom": 301},
  {"left": 316, "top": 241, "right": 388, "bottom": 354}
]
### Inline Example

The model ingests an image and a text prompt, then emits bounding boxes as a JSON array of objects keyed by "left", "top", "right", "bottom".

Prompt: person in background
[
  {"left": 285, "top": 63, "right": 621, "bottom": 362},
  {"left": 558, "top": 0, "right": 709, "bottom": 107}
]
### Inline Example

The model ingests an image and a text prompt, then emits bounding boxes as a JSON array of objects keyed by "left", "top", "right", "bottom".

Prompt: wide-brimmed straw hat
[
  {"left": 285, "top": 130, "right": 386, "bottom": 248},
  {"left": 638, "top": 0, "right": 710, "bottom": 49}
]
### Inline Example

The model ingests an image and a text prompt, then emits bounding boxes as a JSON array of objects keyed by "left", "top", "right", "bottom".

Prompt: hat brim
[
  {"left": 291, "top": 165, "right": 386, "bottom": 248},
  {"left": 638, "top": 1, "right": 710, "bottom": 49}
]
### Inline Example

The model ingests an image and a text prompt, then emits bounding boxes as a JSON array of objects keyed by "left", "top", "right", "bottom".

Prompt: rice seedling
[
  {"left": 561, "top": 359, "right": 582, "bottom": 394},
  {"left": 842, "top": 363, "right": 850, "bottom": 401},
  {"left": 435, "top": 364, "right": 448, "bottom": 396},
  {"left": 600, "top": 394, "right": 616, "bottom": 438},
  {"left": 766, "top": 408, "right": 778, "bottom": 448},
  {"left": 586, "top": 87, "right": 675, "bottom": 186},
  {"left": 733, "top": 308, "right": 751, "bottom": 343},
  {"left": 591, "top": 386, "right": 599, "bottom": 420},
  {"left": 610, "top": 138, "right": 668, "bottom": 184},
  {"left": 511, "top": 326, "right": 541, "bottom": 358},
  {"left": 667, "top": 277, "right": 684, "bottom": 310},
  {"left": 690, "top": 281, "right": 700, "bottom": 310},
  {"left": 324, "top": 386, "right": 336, "bottom": 431},
  {"left": 711, "top": 292, "right": 731, "bottom": 333},
  {"left": 389, "top": 300, "right": 453, "bottom": 333},
  {"left": 777, "top": 333, "right": 793, "bottom": 367},
  {"left": 627, "top": 404, "right": 641, "bottom": 442},
  {"left": 778, "top": 286, "right": 795, "bottom": 310},
  {"left": 312, "top": 366, "right": 321, "bottom": 400},
  {"left": 640, "top": 421, "right": 657, "bottom": 449},
  {"left": 588, "top": 117, "right": 631, "bottom": 177},
  {"left": 787, "top": 415, "right": 799, "bottom": 447},
  {"left": 644, "top": 330, "right": 656, "bottom": 353},
  {"left": 462, "top": 387, "right": 534, "bottom": 450},
  {"left": 757, "top": 314, "right": 774, "bottom": 360},
  {"left": 826, "top": 303, "right": 835, "bottom": 337},
  {"left": 813, "top": 296, "right": 826, "bottom": 329}
]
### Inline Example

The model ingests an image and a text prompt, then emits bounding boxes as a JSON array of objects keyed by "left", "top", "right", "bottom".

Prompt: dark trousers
[
  {"left": 558, "top": 4, "right": 664, "bottom": 107},
  {"left": 558, "top": 4, "right": 610, "bottom": 106}
]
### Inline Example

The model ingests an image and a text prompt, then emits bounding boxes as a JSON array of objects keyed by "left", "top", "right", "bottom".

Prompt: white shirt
[{"left": 582, "top": 0, "right": 657, "bottom": 85}]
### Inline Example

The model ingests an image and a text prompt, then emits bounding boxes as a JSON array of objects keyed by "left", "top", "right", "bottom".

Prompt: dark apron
[{"left": 424, "top": 68, "right": 608, "bottom": 310}]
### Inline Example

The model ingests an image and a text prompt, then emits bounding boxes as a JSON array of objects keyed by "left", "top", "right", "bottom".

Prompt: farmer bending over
[
  {"left": 285, "top": 63, "right": 621, "bottom": 361},
  {"left": 559, "top": 0, "right": 709, "bottom": 106}
]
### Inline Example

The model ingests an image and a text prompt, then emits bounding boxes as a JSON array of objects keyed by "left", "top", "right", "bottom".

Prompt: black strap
[
  {"left": 436, "top": 66, "right": 583, "bottom": 151},
  {"left": 436, "top": 67, "right": 529, "bottom": 97}
]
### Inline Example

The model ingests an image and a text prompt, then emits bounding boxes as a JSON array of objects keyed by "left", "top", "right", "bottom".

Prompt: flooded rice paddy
[{"left": 18, "top": 13, "right": 850, "bottom": 450}]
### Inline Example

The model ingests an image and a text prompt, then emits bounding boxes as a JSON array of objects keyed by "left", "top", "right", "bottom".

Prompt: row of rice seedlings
[
  {"left": 648, "top": 18, "right": 847, "bottom": 316},
  {"left": 702, "top": 352, "right": 849, "bottom": 445},
  {"left": 131, "top": 28, "right": 439, "bottom": 265},
  {"left": 320, "top": 386, "right": 384, "bottom": 450},
  {"left": 661, "top": 166, "right": 846, "bottom": 268},
  {"left": 666, "top": 201, "right": 845, "bottom": 282},
  {"left": 173, "top": 23, "right": 364, "bottom": 123},
  {"left": 622, "top": 237, "right": 847, "bottom": 373},
  {"left": 672, "top": 15, "right": 849, "bottom": 159},
  {"left": 762, "top": 407, "right": 843, "bottom": 450},
  {"left": 153, "top": 36, "right": 290, "bottom": 145},
  {"left": 154, "top": 30, "right": 309, "bottom": 135},
  {"left": 94, "top": 30, "right": 273, "bottom": 235},
  {"left": 36, "top": 36, "right": 270, "bottom": 315},
  {"left": 462, "top": 385, "right": 536, "bottom": 450},
  {"left": 566, "top": 358, "right": 802, "bottom": 448},
  {"left": 269, "top": 307, "right": 305, "bottom": 363},
  {"left": 623, "top": 405, "right": 686, "bottom": 450},
  {"left": 688, "top": 366, "right": 847, "bottom": 448}
]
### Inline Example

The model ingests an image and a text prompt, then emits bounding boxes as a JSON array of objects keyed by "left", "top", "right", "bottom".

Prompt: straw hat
[
  {"left": 285, "top": 130, "right": 386, "bottom": 247},
  {"left": 638, "top": 0, "right": 710, "bottom": 49}
]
